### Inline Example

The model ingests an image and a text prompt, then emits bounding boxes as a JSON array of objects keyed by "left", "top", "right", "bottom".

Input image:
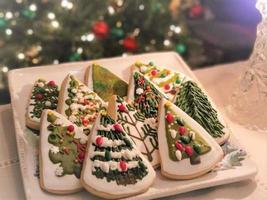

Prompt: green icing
[
  {"left": 133, "top": 72, "right": 162, "bottom": 119},
  {"left": 29, "top": 79, "right": 58, "bottom": 120},
  {"left": 164, "top": 104, "right": 211, "bottom": 164},
  {"left": 92, "top": 64, "right": 128, "bottom": 101},
  {"left": 65, "top": 75, "right": 104, "bottom": 135},
  {"left": 47, "top": 112, "right": 86, "bottom": 178},
  {"left": 174, "top": 81, "right": 225, "bottom": 138},
  {"left": 91, "top": 114, "right": 148, "bottom": 186}
]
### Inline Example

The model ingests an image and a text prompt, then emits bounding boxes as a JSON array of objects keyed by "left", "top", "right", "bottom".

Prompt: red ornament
[
  {"left": 175, "top": 141, "right": 184, "bottom": 152},
  {"left": 113, "top": 123, "right": 123, "bottom": 132},
  {"left": 151, "top": 69, "right": 157, "bottom": 76},
  {"left": 118, "top": 104, "right": 127, "bottom": 112},
  {"left": 119, "top": 160, "right": 127, "bottom": 171},
  {"left": 35, "top": 93, "right": 44, "bottom": 100},
  {"left": 189, "top": 4, "right": 204, "bottom": 18},
  {"left": 96, "top": 136, "right": 103, "bottom": 146},
  {"left": 92, "top": 20, "right": 109, "bottom": 39},
  {"left": 78, "top": 152, "right": 85, "bottom": 161},
  {"left": 122, "top": 37, "right": 138, "bottom": 52},
  {"left": 48, "top": 80, "right": 56, "bottom": 87},
  {"left": 178, "top": 126, "right": 186, "bottom": 135},
  {"left": 166, "top": 113, "right": 174, "bottom": 123},
  {"left": 164, "top": 84, "right": 171, "bottom": 91},
  {"left": 185, "top": 145, "right": 193, "bottom": 156},
  {"left": 67, "top": 125, "right": 75, "bottom": 132}
]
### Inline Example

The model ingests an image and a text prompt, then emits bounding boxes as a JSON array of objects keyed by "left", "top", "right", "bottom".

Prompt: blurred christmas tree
[{"left": 0, "top": 0, "right": 206, "bottom": 101}]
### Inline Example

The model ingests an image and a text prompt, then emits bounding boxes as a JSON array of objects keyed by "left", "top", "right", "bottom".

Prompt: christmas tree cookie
[
  {"left": 133, "top": 61, "right": 189, "bottom": 101},
  {"left": 81, "top": 113, "right": 156, "bottom": 199},
  {"left": 174, "top": 80, "right": 230, "bottom": 144},
  {"left": 127, "top": 71, "right": 167, "bottom": 119},
  {"left": 39, "top": 110, "right": 88, "bottom": 194},
  {"left": 57, "top": 74, "right": 106, "bottom": 135},
  {"left": 108, "top": 95, "right": 159, "bottom": 168},
  {"left": 85, "top": 63, "right": 128, "bottom": 101},
  {"left": 26, "top": 78, "right": 59, "bottom": 130},
  {"left": 158, "top": 98, "right": 223, "bottom": 179}
]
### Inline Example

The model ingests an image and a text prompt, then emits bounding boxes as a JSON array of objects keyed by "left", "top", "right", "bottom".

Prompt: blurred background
[{"left": 0, "top": 0, "right": 261, "bottom": 104}]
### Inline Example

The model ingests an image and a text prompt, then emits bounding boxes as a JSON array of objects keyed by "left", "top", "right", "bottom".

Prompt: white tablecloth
[{"left": 1, "top": 61, "right": 267, "bottom": 200}]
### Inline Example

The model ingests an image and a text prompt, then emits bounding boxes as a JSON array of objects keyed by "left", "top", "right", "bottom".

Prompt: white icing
[
  {"left": 92, "top": 160, "right": 139, "bottom": 172},
  {"left": 140, "top": 65, "right": 148, "bottom": 73},
  {"left": 80, "top": 138, "right": 87, "bottom": 144},
  {"left": 169, "top": 129, "right": 177, "bottom": 139},
  {"left": 91, "top": 149, "right": 138, "bottom": 160},
  {"left": 76, "top": 92, "right": 83, "bottom": 99},
  {"left": 144, "top": 117, "right": 157, "bottom": 129},
  {"left": 136, "top": 88, "right": 144, "bottom": 95},
  {"left": 189, "top": 131, "right": 196, "bottom": 140},
  {"left": 50, "top": 146, "right": 59, "bottom": 154},
  {"left": 96, "top": 124, "right": 115, "bottom": 131},
  {"left": 71, "top": 88, "right": 77, "bottom": 94},
  {"left": 94, "top": 136, "right": 125, "bottom": 147},
  {"left": 37, "top": 82, "right": 45, "bottom": 87},
  {"left": 69, "top": 115, "right": 77, "bottom": 123},
  {"left": 152, "top": 74, "right": 175, "bottom": 85},
  {"left": 45, "top": 101, "right": 51, "bottom": 107},
  {"left": 55, "top": 166, "right": 64, "bottom": 177},
  {"left": 175, "top": 150, "right": 182, "bottom": 161}
]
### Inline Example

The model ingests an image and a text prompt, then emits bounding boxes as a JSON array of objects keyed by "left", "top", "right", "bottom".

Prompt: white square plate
[{"left": 8, "top": 52, "right": 257, "bottom": 200}]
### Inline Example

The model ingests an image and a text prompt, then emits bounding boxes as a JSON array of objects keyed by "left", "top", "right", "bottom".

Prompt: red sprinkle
[
  {"left": 151, "top": 69, "right": 157, "bottom": 76},
  {"left": 35, "top": 93, "right": 44, "bottom": 100},
  {"left": 164, "top": 84, "right": 171, "bottom": 91},
  {"left": 96, "top": 136, "right": 103, "bottom": 146},
  {"left": 82, "top": 119, "right": 89, "bottom": 126},
  {"left": 113, "top": 123, "right": 123, "bottom": 132},
  {"left": 166, "top": 113, "right": 174, "bottom": 123},
  {"left": 175, "top": 141, "right": 184, "bottom": 152},
  {"left": 185, "top": 145, "right": 193, "bottom": 156},
  {"left": 48, "top": 80, "right": 56, "bottom": 87},
  {"left": 178, "top": 126, "right": 186, "bottom": 135},
  {"left": 67, "top": 125, "right": 75, "bottom": 132},
  {"left": 119, "top": 160, "right": 127, "bottom": 171},
  {"left": 118, "top": 104, "right": 127, "bottom": 112}
]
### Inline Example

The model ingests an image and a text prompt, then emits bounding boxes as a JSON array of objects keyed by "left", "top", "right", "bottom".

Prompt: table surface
[{"left": 1, "top": 61, "right": 267, "bottom": 200}]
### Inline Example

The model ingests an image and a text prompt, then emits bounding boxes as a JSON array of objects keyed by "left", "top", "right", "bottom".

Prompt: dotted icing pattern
[
  {"left": 64, "top": 75, "right": 104, "bottom": 135},
  {"left": 164, "top": 103, "right": 211, "bottom": 165},
  {"left": 46, "top": 112, "right": 87, "bottom": 178},
  {"left": 90, "top": 113, "right": 149, "bottom": 186},
  {"left": 29, "top": 79, "right": 58, "bottom": 120}
]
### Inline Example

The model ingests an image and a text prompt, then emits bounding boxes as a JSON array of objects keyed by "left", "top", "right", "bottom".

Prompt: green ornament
[
  {"left": 175, "top": 43, "right": 186, "bottom": 54},
  {"left": 111, "top": 27, "right": 124, "bottom": 38},
  {"left": 69, "top": 53, "right": 81, "bottom": 61},
  {"left": 0, "top": 17, "right": 7, "bottom": 28},
  {"left": 22, "top": 8, "right": 36, "bottom": 19}
]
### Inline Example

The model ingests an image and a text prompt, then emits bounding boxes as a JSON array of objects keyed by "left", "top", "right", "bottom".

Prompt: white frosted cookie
[
  {"left": 26, "top": 78, "right": 59, "bottom": 131},
  {"left": 134, "top": 61, "right": 230, "bottom": 145},
  {"left": 81, "top": 113, "right": 156, "bottom": 199},
  {"left": 57, "top": 74, "right": 106, "bottom": 135},
  {"left": 84, "top": 63, "right": 128, "bottom": 102},
  {"left": 108, "top": 95, "right": 160, "bottom": 168},
  {"left": 158, "top": 98, "right": 223, "bottom": 179},
  {"left": 39, "top": 110, "right": 88, "bottom": 194}
]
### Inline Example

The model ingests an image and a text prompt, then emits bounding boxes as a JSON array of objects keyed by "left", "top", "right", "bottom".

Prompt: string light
[
  {"left": 51, "top": 20, "right": 59, "bottom": 28},
  {"left": 108, "top": 6, "right": 115, "bottom": 15},
  {"left": 116, "top": 21, "right": 122, "bottom": 28},
  {"left": 150, "top": 39, "right": 156, "bottom": 45},
  {"left": 17, "top": 53, "right": 25, "bottom": 60},
  {"left": 47, "top": 12, "right": 55, "bottom": 20},
  {"left": 122, "top": 53, "right": 128, "bottom": 57},
  {"left": 81, "top": 33, "right": 94, "bottom": 42},
  {"left": 29, "top": 4, "right": 37, "bottom": 12},
  {"left": 77, "top": 47, "right": 83, "bottom": 54},
  {"left": 5, "top": 29, "right": 12, "bottom": 35},
  {"left": 0, "top": 12, "right": 4, "bottom": 18},
  {"left": 169, "top": 24, "right": 181, "bottom": 34},
  {"left": 139, "top": 4, "right": 145, "bottom": 10},
  {"left": 61, "top": 0, "right": 73, "bottom": 10},
  {"left": 163, "top": 39, "right": 170, "bottom": 46},
  {"left": 5, "top": 12, "right": 13, "bottom": 19},
  {"left": 27, "top": 29, "right": 33, "bottom": 35},
  {"left": 117, "top": 0, "right": 124, "bottom": 7},
  {"left": 16, "top": 0, "right": 23, "bottom": 4},
  {"left": 2, "top": 66, "right": 9, "bottom": 73},
  {"left": 53, "top": 60, "right": 59, "bottom": 64}
]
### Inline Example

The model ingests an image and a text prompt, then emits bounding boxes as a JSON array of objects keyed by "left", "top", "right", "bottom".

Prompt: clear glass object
[{"left": 229, "top": 0, "right": 267, "bottom": 131}]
